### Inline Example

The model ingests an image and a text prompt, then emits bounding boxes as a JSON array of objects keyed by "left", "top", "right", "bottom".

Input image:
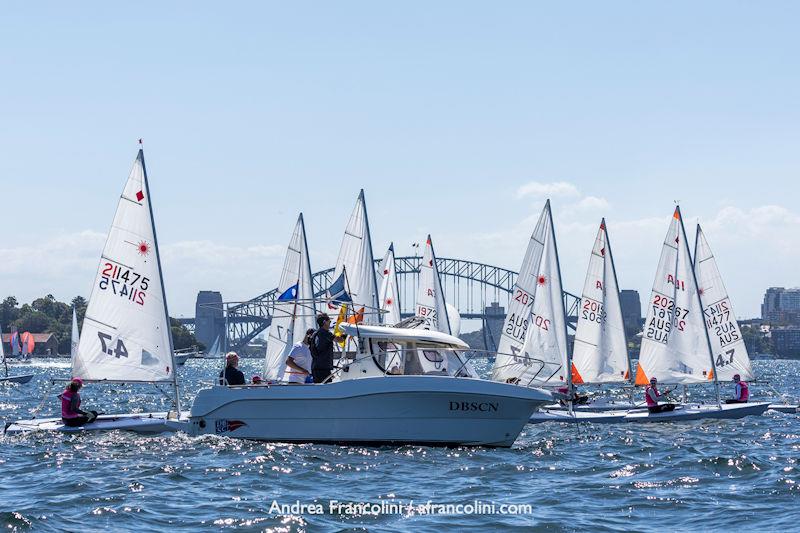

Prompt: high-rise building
[
  {"left": 761, "top": 287, "right": 800, "bottom": 323},
  {"left": 619, "top": 289, "right": 642, "bottom": 335},
  {"left": 772, "top": 327, "right": 800, "bottom": 358}
]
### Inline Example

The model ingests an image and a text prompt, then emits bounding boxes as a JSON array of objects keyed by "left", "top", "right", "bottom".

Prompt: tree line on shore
[{"left": 0, "top": 295, "right": 202, "bottom": 355}]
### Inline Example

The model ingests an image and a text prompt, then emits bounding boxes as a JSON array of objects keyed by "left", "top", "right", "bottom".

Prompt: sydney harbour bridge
[{"left": 178, "top": 256, "right": 581, "bottom": 353}]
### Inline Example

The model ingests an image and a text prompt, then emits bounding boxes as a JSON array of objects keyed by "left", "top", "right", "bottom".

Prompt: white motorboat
[
  {"left": 184, "top": 323, "right": 552, "bottom": 446},
  {"left": 10, "top": 147, "right": 185, "bottom": 434}
]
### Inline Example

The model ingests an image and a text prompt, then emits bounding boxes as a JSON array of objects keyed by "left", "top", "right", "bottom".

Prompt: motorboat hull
[
  {"left": 186, "top": 376, "right": 552, "bottom": 447},
  {"left": 4, "top": 412, "right": 184, "bottom": 435}
]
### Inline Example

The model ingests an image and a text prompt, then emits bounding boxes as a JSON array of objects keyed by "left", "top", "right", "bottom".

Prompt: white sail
[
  {"left": 328, "top": 190, "right": 379, "bottom": 323},
  {"left": 71, "top": 307, "right": 79, "bottom": 360},
  {"left": 378, "top": 243, "right": 401, "bottom": 325},
  {"left": 415, "top": 235, "right": 452, "bottom": 335},
  {"left": 264, "top": 214, "right": 316, "bottom": 380},
  {"left": 492, "top": 202, "right": 551, "bottom": 383},
  {"left": 206, "top": 336, "right": 221, "bottom": 358},
  {"left": 694, "top": 225, "right": 754, "bottom": 381},
  {"left": 637, "top": 208, "right": 714, "bottom": 385},
  {"left": 73, "top": 150, "right": 176, "bottom": 382},
  {"left": 571, "top": 220, "right": 630, "bottom": 384}
]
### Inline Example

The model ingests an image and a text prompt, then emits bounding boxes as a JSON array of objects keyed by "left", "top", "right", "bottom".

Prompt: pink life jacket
[
  {"left": 737, "top": 381, "right": 749, "bottom": 402},
  {"left": 61, "top": 390, "right": 81, "bottom": 419},
  {"left": 645, "top": 385, "right": 659, "bottom": 407}
]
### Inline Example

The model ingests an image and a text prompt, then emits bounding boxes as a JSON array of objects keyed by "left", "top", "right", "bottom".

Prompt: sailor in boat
[
  {"left": 556, "top": 385, "right": 589, "bottom": 406},
  {"left": 645, "top": 377, "right": 676, "bottom": 413},
  {"left": 725, "top": 374, "right": 750, "bottom": 404},
  {"left": 219, "top": 352, "right": 245, "bottom": 386},
  {"left": 59, "top": 378, "right": 98, "bottom": 427},
  {"left": 252, "top": 375, "right": 263, "bottom": 384},
  {"left": 311, "top": 314, "right": 335, "bottom": 384},
  {"left": 285, "top": 328, "right": 315, "bottom": 384}
]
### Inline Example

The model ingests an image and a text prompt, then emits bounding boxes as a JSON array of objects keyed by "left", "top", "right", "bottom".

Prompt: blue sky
[{"left": 1, "top": 2, "right": 799, "bottom": 320}]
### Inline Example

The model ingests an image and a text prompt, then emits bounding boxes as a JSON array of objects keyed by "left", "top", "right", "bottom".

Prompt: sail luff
[{"left": 140, "top": 149, "right": 181, "bottom": 414}]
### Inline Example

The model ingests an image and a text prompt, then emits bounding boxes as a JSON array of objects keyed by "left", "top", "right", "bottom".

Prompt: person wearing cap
[
  {"left": 60, "top": 378, "right": 98, "bottom": 427},
  {"left": 218, "top": 352, "right": 245, "bottom": 386},
  {"left": 725, "top": 374, "right": 750, "bottom": 404},
  {"left": 285, "top": 328, "right": 315, "bottom": 384},
  {"left": 311, "top": 313, "right": 335, "bottom": 384},
  {"left": 251, "top": 375, "right": 263, "bottom": 384},
  {"left": 644, "top": 376, "right": 675, "bottom": 414}
]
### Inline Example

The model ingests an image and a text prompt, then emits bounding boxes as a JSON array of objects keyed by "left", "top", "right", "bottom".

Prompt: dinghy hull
[
  {"left": 528, "top": 409, "right": 628, "bottom": 424},
  {"left": 0, "top": 374, "right": 34, "bottom": 384},
  {"left": 622, "top": 402, "right": 770, "bottom": 422},
  {"left": 4, "top": 412, "right": 183, "bottom": 435},
  {"left": 186, "top": 376, "right": 552, "bottom": 447}
]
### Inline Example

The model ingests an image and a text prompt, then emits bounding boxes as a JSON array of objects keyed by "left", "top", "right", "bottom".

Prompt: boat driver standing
[
  {"left": 645, "top": 377, "right": 675, "bottom": 413},
  {"left": 311, "top": 313, "right": 335, "bottom": 384}
]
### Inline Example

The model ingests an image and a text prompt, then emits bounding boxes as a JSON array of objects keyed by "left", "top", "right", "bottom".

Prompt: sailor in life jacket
[
  {"left": 645, "top": 377, "right": 676, "bottom": 414},
  {"left": 59, "top": 378, "right": 98, "bottom": 427},
  {"left": 726, "top": 374, "right": 750, "bottom": 404}
]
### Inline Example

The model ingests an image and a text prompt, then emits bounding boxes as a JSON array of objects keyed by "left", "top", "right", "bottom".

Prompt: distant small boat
[{"left": 1, "top": 324, "right": 34, "bottom": 384}]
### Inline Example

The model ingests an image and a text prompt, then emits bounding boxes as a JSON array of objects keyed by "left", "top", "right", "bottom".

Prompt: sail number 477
[{"left": 98, "top": 332, "right": 129, "bottom": 358}]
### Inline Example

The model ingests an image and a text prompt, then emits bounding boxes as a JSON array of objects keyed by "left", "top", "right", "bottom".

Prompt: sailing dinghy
[
  {"left": 1, "top": 324, "right": 34, "bottom": 384},
  {"left": 6, "top": 147, "right": 185, "bottom": 435}
]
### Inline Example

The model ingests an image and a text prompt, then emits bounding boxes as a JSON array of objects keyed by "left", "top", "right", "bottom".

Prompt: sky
[{"left": 1, "top": 1, "right": 799, "bottom": 321}]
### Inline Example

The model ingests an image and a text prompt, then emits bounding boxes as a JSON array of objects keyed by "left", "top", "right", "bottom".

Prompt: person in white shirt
[{"left": 285, "top": 328, "right": 315, "bottom": 384}]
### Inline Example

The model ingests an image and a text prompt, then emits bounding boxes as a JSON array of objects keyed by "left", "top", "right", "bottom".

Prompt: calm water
[{"left": 1, "top": 358, "right": 799, "bottom": 531}]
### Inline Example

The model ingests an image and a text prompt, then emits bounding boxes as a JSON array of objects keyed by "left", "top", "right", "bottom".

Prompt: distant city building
[
  {"left": 195, "top": 291, "right": 225, "bottom": 349},
  {"left": 772, "top": 327, "right": 800, "bottom": 358},
  {"left": 761, "top": 287, "right": 800, "bottom": 323},
  {"left": 619, "top": 290, "right": 642, "bottom": 335}
]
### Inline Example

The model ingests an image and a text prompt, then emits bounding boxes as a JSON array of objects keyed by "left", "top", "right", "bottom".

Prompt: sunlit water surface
[{"left": 1, "top": 358, "right": 799, "bottom": 531}]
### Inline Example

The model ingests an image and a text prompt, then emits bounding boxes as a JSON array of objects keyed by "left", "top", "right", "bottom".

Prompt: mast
[
  {"left": 603, "top": 218, "right": 632, "bottom": 383},
  {"left": 359, "top": 189, "right": 379, "bottom": 321},
  {"left": 299, "top": 213, "right": 316, "bottom": 320},
  {"left": 429, "top": 235, "right": 451, "bottom": 333},
  {"left": 140, "top": 147, "right": 182, "bottom": 416},
  {"left": 678, "top": 207, "right": 721, "bottom": 408},
  {"left": 545, "top": 202, "right": 572, "bottom": 413}
]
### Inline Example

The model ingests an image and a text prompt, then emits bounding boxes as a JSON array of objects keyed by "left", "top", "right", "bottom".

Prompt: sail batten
[{"left": 73, "top": 150, "right": 176, "bottom": 383}]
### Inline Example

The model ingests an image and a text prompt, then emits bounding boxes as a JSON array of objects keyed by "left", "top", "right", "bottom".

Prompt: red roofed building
[{"left": 2, "top": 333, "right": 60, "bottom": 357}]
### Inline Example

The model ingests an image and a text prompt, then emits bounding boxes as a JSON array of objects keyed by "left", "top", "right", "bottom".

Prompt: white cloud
[
  {"left": 0, "top": 232, "right": 286, "bottom": 316},
  {"left": 516, "top": 181, "right": 580, "bottom": 199}
]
